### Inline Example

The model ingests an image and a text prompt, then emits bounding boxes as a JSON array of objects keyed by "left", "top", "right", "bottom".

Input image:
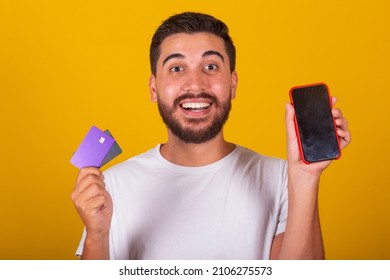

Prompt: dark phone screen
[{"left": 291, "top": 84, "right": 340, "bottom": 163}]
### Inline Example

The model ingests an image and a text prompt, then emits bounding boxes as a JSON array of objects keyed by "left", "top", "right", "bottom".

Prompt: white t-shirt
[{"left": 76, "top": 144, "right": 288, "bottom": 259}]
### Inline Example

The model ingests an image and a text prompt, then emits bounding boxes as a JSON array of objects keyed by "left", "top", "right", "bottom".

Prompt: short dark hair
[{"left": 149, "top": 12, "right": 236, "bottom": 76}]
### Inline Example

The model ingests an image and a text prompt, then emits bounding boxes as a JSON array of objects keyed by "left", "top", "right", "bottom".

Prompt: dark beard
[{"left": 157, "top": 92, "right": 232, "bottom": 144}]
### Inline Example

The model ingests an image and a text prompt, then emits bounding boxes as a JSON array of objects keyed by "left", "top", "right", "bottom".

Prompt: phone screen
[{"left": 290, "top": 83, "right": 341, "bottom": 163}]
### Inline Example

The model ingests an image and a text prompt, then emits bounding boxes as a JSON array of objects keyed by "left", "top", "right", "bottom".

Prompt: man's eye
[
  {"left": 170, "top": 66, "right": 183, "bottom": 72},
  {"left": 205, "top": 64, "right": 218, "bottom": 70}
]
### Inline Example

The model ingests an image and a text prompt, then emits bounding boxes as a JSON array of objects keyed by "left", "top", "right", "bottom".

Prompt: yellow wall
[{"left": 1, "top": 0, "right": 389, "bottom": 259}]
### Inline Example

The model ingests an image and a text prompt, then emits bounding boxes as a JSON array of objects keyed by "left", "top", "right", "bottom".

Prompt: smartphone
[{"left": 289, "top": 83, "right": 341, "bottom": 164}]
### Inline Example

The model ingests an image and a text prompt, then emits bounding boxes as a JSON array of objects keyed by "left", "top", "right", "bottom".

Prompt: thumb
[
  {"left": 285, "top": 103, "right": 296, "bottom": 144},
  {"left": 285, "top": 103, "right": 300, "bottom": 162}
]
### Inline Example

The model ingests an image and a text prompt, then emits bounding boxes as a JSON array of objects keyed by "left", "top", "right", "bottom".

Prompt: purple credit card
[{"left": 70, "top": 126, "right": 116, "bottom": 168}]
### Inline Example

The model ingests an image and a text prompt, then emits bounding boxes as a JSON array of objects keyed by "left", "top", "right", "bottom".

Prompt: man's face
[{"left": 149, "top": 32, "right": 238, "bottom": 144}]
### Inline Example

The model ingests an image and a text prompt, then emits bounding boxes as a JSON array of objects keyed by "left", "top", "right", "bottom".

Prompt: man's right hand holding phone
[{"left": 276, "top": 96, "right": 351, "bottom": 259}]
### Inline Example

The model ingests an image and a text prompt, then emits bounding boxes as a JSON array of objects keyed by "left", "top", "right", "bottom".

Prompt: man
[{"left": 71, "top": 12, "right": 351, "bottom": 260}]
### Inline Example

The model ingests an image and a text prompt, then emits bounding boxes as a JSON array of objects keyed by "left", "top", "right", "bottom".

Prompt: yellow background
[{"left": 1, "top": 0, "right": 389, "bottom": 259}]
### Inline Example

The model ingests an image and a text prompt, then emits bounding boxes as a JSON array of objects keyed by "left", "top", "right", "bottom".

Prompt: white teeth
[{"left": 181, "top": 102, "right": 211, "bottom": 109}]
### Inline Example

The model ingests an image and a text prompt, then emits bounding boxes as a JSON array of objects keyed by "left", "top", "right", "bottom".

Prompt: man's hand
[
  {"left": 285, "top": 96, "right": 351, "bottom": 177},
  {"left": 71, "top": 167, "right": 113, "bottom": 259},
  {"left": 274, "top": 97, "right": 351, "bottom": 259}
]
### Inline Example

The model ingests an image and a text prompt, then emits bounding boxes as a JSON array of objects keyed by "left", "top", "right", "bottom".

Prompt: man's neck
[{"left": 160, "top": 132, "right": 236, "bottom": 167}]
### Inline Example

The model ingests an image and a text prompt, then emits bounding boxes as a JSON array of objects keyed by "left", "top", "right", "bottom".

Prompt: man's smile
[{"left": 180, "top": 101, "right": 212, "bottom": 111}]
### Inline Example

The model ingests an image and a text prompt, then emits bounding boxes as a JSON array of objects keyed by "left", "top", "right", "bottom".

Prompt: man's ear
[
  {"left": 149, "top": 75, "right": 157, "bottom": 102},
  {"left": 231, "top": 71, "right": 238, "bottom": 99}
]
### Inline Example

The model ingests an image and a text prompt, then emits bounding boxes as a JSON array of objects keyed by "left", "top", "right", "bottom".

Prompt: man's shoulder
[
  {"left": 232, "top": 145, "right": 287, "bottom": 179},
  {"left": 235, "top": 145, "right": 286, "bottom": 165},
  {"left": 104, "top": 145, "right": 159, "bottom": 175}
]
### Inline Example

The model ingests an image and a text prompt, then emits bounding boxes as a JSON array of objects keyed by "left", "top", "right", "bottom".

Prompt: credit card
[
  {"left": 70, "top": 125, "right": 121, "bottom": 169},
  {"left": 100, "top": 130, "right": 122, "bottom": 167}
]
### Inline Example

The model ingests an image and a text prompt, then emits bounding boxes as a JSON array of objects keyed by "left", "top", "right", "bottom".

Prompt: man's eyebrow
[
  {"left": 162, "top": 53, "right": 185, "bottom": 66},
  {"left": 203, "top": 50, "right": 224, "bottom": 62},
  {"left": 162, "top": 50, "right": 225, "bottom": 66}
]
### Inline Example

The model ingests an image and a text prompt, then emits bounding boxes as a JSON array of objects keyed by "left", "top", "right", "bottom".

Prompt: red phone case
[{"left": 289, "top": 82, "right": 341, "bottom": 164}]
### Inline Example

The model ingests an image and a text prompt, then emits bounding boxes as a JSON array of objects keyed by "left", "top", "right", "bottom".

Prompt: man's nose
[{"left": 182, "top": 70, "right": 207, "bottom": 93}]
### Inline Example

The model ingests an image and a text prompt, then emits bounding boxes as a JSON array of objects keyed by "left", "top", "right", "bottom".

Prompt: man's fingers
[
  {"left": 73, "top": 180, "right": 105, "bottom": 200},
  {"left": 285, "top": 103, "right": 296, "bottom": 143},
  {"left": 331, "top": 96, "right": 337, "bottom": 107},
  {"left": 338, "top": 128, "right": 352, "bottom": 150},
  {"left": 72, "top": 181, "right": 111, "bottom": 216},
  {"left": 75, "top": 167, "right": 104, "bottom": 187},
  {"left": 331, "top": 107, "right": 351, "bottom": 149},
  {"left": 332, "top": 108, "right": 348, "bottom": 130},
  {"left": 72, "top": 167, "right": 107, "bottom": 207},
  {"left": 285, "top": 103, "right": 302, "bottom": 163}
]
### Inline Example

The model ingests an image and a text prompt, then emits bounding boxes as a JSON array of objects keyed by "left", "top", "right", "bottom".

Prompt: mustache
[{"left": 173, "top": 92, "right": 218, "bottom": 108}]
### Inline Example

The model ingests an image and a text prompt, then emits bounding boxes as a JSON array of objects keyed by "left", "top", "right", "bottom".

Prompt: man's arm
[
  {"left": 271, "top": 175, "right": 324, "bottom": 259},
  {"left": 80, "top": 232, "right": 110, "bottom": 260},
  {"left": 71, "top": 167, "right": 113, "bottom": 260},
  {"left": 271, "top": 99, "right": 350, "bottom": 259}
]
